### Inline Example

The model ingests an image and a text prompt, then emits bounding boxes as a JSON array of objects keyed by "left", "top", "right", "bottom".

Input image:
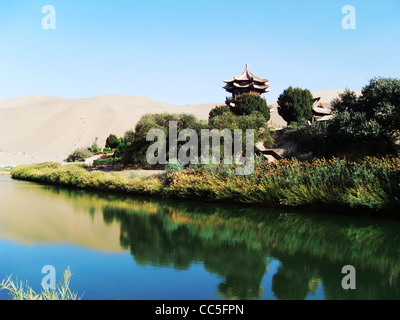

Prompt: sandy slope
[
  {"left": 0, "top": 90, "right": 355, "bottom": 166},
  {"left": 0, "top": 95, "right": 217, "bottom": 166}
]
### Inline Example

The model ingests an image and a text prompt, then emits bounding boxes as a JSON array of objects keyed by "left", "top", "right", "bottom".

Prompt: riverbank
[{"left": 10, "top": 156, "right": 400, "bottom": 218}]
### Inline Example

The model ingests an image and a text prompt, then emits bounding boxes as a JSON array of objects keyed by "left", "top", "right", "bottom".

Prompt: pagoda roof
[
  {"left": 223, "top": 64, "right": 268, "bottom": 84},
  {"left": 223, "top": 82, "right": 270, "bottom": 92}
]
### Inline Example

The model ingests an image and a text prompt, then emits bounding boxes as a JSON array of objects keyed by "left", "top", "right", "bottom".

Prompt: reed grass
[
  {"left": 10, "top": 156, "right": 400, "bottom": 216},
  {"left": 0, "top": 267, "right": 81, "bottom": 300}
]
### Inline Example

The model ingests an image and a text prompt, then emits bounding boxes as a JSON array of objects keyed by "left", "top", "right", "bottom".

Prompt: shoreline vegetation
[
  {"left": 0, "top": 267, "right": 80, "bottom": 300},
  {"left": 11, "top": 156, "right": 400, "bottom": 218}
]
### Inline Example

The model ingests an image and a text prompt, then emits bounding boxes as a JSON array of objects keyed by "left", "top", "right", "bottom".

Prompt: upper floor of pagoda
[{"left": 223, "top": 64, "right": 270, "bottom": 96}]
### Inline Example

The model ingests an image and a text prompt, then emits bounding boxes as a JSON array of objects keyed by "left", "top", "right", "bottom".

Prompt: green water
[{"left": 1, "top": 175, "right": 400, "bottom": 300}]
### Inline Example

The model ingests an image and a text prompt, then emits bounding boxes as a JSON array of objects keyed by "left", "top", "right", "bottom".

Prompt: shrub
[
  {"left": 106, "top": 134, "right": 120, "bottom": 149},
  {"left": 93, "top": 157, "right": 122, "bottom": 166},
  {"left": 66, "top": 147, "right": 93, "bottom": 162},
  {"left": 326, "top": 78, "right": 400, "bottom": 156},
  {"left": 277, "top": 87, "right": 313, "bottom": 125}
]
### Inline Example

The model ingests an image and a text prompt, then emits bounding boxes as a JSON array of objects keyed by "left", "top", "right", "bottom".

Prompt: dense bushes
[
  {"left": 93, "top": 157, "right": 122, "bottom": 165},
  {"left": 122, "top": 113, "right": 208, "bottom": 166},
  {"left": 105, "top": 134, "right": 120, "bottom": 149},
  {"left": 283, "top": 78, "right": 400, "bottom": 158}
]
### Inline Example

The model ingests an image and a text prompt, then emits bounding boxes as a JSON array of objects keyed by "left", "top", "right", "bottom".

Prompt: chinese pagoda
[{"left": 223, "top": 64, "right": 270, "bottom": 106}]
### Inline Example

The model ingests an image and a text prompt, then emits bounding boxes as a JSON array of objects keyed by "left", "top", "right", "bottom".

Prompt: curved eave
[
  {"left": 233, "top": 82, "right": 270, "bottom": 90},
  {"left": 223, "top": 78, "right": 235, "bottom": 83}
]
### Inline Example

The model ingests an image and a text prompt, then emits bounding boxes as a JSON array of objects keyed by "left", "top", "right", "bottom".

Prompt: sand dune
[
  {"left": 0, "top": 95, "right": 218, "bottom": 166},
  {"left": 0, "top": 90, "right": 355, "bottom": 166}
]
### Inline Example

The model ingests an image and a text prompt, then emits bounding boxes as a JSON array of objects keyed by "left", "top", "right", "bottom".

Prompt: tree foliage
[
  {"left": 208, "top": 105, "right": 232, "bottom": 121},
  {"left": 277, "top": 87, "right": 313, "bottom": 124},
  {"left": 105, "top": 134, "right": 120, "bottom": 149},
  {"left": 122, "top": 113, "right": 208, "bottom": 166},
  {"left": 284, "top": 77, "right": 400, "bottom": 158},
  {"left": 231, "top": 93, "right": 271, "bottom": 122}
]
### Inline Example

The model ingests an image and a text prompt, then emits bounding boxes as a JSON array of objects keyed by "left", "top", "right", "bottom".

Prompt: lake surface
[{"left": 1, "top": 175, "right": 400, "bottom": 300}]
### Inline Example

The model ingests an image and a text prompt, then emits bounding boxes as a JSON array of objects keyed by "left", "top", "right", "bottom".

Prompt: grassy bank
[{"left": 11, "top": 156, "right": 400, "bottom": 217}]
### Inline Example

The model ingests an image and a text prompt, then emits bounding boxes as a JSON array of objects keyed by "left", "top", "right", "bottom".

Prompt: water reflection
[{"left": 2, "top": 176, "right": 400, "bottom": 299}]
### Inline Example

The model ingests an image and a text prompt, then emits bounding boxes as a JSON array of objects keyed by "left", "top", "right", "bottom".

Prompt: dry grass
[{"left": 0, "top": 267, "right": 81, "bottom": 300}]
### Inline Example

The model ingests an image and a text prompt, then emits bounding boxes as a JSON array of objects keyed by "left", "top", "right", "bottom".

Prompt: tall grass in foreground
[{"left": 0, "top": 268, "right": 81, "bottom": 300}]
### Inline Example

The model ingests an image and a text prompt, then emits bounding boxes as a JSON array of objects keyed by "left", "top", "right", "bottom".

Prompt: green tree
[
  {"left": 208, "top": 105, "right": 232, "bottom": 121},
  {"left": 360, "top": 77, "right": 400, "bottom": 136},
  {"left": 327, "top": 77, "right": 400, "bottom": 156},
  {"left": 231, "top": 93, "right": 271, "bottom": 122},
  {"left": 105, "top": 134, "right": 120, "bottom": 149},
  {"left": 122, "top": 113, "right": 208, "bottom": 166},
  {"left": 277, "top": 87, "right": 313, "bottom": 124},
  {"left": 331, "top": 89, "right": 360, "bottom": 113}
]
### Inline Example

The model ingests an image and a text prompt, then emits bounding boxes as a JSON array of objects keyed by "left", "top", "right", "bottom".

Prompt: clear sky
[{"left": 0, "top": 0, "right": 399, "bottom": 105}]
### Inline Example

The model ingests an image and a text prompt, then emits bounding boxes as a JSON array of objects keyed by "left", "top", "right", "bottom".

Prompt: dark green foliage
[
  {"left": 277, "top": 87, "right": 313, "bottom": 124},
  {"left": 93, "top": 157, "right": 122, "bottom": 165},
  {"left": 285, "top": 78, "right": 400, "bottom": 158},
  {"left": 328, "top": 77, "right": 400, "bottom": 156},
  {"left": 361, "top": 77, "right": 400, "bottom": 117},
  {"left": 122, "top": 113, "right": 208, "bottom": 166},
  {"left": 115, "top": 137, "right": 126, "bottom": 154},
  {"left": 331, "top": 89, "right": 360, "bottom": 113},
  {"left": 361, "top": 77, "right": 400, "bottom": 137},
  {"left": 106, "top": 134, "right": 120, "bottom": 149},
  {"left": 209, "top": 111, "right": 272, "bottom": 146},
  {"left": 283, "top": 121, "right": 328, "bottom": 157},
  {"left": 208, "top": 105, "right": 232, "bottom": 121},
  {"left": 231, "top": 93, "right": 271, "bottom": 122},
  {"left": 325, "top": 111, "right": 387, "bottom": 156},
  {"left": 124, "top": 130, "right": 135, "bottom": 144}
]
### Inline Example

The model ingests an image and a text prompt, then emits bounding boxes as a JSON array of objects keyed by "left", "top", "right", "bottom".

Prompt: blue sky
[{"left": 0, "top": 0, "right": 399, "bottom": 105}]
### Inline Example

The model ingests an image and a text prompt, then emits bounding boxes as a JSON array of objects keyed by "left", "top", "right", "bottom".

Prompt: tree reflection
[{"left": 42, "top": 186, "right": 400, "bottom": 300}]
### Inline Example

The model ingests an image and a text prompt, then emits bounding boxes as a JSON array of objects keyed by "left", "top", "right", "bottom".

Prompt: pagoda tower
[{"left": 223, "top": 64, "right": 270, "bottom": 106}]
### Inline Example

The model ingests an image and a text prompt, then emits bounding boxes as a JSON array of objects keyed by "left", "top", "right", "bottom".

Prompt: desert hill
[
  {"left": 0, "top": 95, "right": 218, "bottom": 165},
  {"left": 0, "top": 90, "right": 358, "bottom": 166}
]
